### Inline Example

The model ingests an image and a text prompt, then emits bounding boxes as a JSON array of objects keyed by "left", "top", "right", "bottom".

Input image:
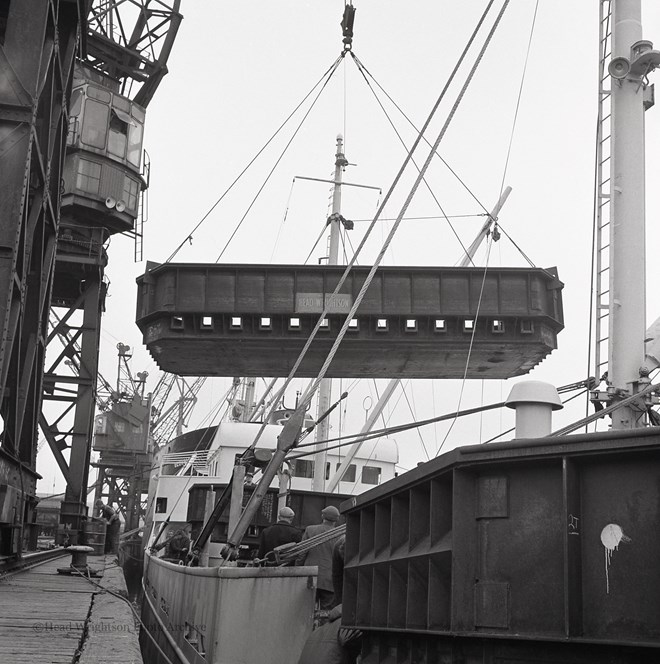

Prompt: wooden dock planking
[{"left": 0, "top": 556, "right": 97, "bottom": 663}]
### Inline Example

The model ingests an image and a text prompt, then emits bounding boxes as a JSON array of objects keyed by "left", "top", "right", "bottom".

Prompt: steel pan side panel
[{"left": 580, "top": 454, "right": 660, "bottom": 641}]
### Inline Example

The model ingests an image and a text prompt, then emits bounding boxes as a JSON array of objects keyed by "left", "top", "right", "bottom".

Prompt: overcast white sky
[{"left": 38, "top": 1, "right": 660, "bottom": 494}]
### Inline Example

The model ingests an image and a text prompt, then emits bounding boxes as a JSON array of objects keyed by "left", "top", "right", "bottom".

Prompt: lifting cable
[{"left": 164, "top": 54, "right": 345, "bottom": 263}]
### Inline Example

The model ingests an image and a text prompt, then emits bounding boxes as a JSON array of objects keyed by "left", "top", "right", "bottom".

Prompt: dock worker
[
  {"left": 298, "top": 505, "right": 341, "bottom": 609},
  {"left": 257, "top": 506, "right": 302, "bottom": 561},
  {"left": 152, "top": 524, "right": 192, "bottom": 563},
  {"left": 95, "top": 499, "right": 120, "bottom": 553}
]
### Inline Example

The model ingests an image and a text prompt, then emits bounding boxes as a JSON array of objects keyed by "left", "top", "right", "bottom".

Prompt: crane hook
[{"left": 341, "top": 4, "right": 356, "bottom": 51}]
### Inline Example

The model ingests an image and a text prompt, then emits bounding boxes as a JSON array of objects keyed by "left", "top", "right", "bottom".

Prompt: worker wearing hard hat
[
  {"left": 257, "top": 506, "right": 302, "bottom": 561},
  {"left": 298, "top": 505, "right": 341, "bottom": 609}
]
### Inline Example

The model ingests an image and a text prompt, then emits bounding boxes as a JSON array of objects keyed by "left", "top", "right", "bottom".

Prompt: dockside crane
[{"left": 0, "top": 0, "right": 182, "bottom": 558}]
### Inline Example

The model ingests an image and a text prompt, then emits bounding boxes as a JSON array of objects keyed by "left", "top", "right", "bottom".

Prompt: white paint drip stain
[{"left": 600, "top": 523, "right": 631, "bottom": 594}]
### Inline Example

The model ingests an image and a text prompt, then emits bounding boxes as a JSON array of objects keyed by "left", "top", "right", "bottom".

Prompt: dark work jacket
[
  {"left": 300, "top": 522, "right": 337, "bottom": 591},
  {"left": 258, "top": 520, "right": 302, "bottom": 559}
]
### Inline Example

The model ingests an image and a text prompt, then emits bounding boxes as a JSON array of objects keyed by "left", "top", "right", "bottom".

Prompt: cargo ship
[{"left": 138, "top": 2, "right": 660, "bottom": 663}]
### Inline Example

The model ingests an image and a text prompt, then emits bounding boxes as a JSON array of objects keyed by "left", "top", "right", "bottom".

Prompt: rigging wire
[
  {"left": 164, "top": 54, "right": 345, "bottom": 263},
  {"left": 436, "top": 236, "right": 494, "bottom": 456},
  {"left": 215, "top": 56, "right": 346, "bottom": 262},
  {"left": 494, "top": 223, "right": 537, "bottom": 267},
  {"left": 497, "top": 0, "right": 540, "bottom": 199},
  {"left": 290, "top": 380, "right": 595, "bottom": 458},
  {"left": 290, "top": 399, "right": 508, "bottom": 459},
  {"left": 354, "top": 10, "right": 546, "bottom": 273},
  {"left": 400, "top": 383, "right": 430, "bottom": 461},
  {"left": 303, "top": 222, "right": 331, "bottom": 265},
  {"left": 352, "top": 213, "right": 488, "bottom": 222},
  {"left": 270, "top": 178, "right": 296, "bottom": 262}
]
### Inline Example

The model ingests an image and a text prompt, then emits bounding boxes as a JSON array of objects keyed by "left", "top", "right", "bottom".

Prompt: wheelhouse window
[
  {"left": 361, "top": 465, "right": 382, "bottom": 485},
  {"left": 336, "top": 463, "right": 356, "bottom": 482},
  {"left": 291, "top": 459, "right": 314, "bottom": 478}
]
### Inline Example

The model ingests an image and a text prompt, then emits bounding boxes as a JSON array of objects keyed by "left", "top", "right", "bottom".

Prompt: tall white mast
[
  {"left": 312, "top": 136, "right": 348, "bottom": 491},
  {"left": 607, "top": 0, "right": 659, "bottom": 428}
]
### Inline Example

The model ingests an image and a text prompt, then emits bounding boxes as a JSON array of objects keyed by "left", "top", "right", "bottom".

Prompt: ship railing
[{"left": 159, "top": 450, "right": 211, "bottom": 476}]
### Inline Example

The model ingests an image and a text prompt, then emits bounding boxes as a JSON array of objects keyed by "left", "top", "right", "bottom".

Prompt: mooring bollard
[{"left": 57, "top": 545, "right": 102, "bottom": 577}]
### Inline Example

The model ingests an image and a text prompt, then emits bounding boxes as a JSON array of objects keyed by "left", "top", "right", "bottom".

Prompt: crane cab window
[
  {"left": 81, "top": 99, "right": 109, "bottom": 149},
  {"left": 127, "top": 120, "right": 143, "bottom": 167},
  {"left": 76, "top": 159, "right": 101, "bottom": 194},
  {"left": 108, "top": 109, "right": 130, "bottom": 158}
]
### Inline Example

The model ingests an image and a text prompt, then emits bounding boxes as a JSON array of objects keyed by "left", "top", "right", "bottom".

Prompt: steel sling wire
[
  {"left": 264, "top": 524, "right": 347, "bottom": 565},
  {"left": 215, "top": 54, "right": 346, "bottom": 262},
  {"left": 165, "top": 54, "right": 345, "bottom": 263}
]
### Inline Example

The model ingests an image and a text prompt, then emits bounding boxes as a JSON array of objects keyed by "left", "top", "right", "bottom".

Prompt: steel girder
[
  {"left": 0, "top": 1, "right": 80, "bottom": 555},
  {"left": 42, "top": 262, "right": 105, "bottom": 534},
  {"left": 84, "top": 0, "right": 182, "bottom": 107}
]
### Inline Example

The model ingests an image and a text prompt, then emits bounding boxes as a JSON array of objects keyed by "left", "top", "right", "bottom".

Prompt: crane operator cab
[{"left": 62, "top": 63, "right": 147, "bottom": 237}]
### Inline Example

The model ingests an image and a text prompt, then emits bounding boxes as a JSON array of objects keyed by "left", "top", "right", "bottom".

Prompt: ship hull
[{"left": 140, "top": 553, "right": 317, "bottom": 664}]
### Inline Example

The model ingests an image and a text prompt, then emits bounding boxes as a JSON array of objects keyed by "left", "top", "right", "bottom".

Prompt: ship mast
[
  {"left": 312, "top": 136, "right": 348, "bottom": 491},
  {"left": 607, "top": 0, "right": 660, "bottom": 428}
]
